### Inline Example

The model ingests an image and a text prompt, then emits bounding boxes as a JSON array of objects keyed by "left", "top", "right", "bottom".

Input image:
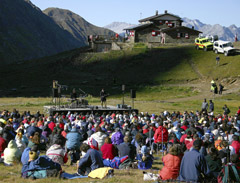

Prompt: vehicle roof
[
  {"left": 196, "top": 37, "right": 208, "bottom": 40},
  {"left": 214, "top": 40, "right": 231, "bottom": 44}
]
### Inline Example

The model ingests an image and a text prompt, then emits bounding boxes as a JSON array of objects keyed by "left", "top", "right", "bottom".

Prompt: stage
[{"left": 44, "top": 105, "right": 138, "bottom": 115}]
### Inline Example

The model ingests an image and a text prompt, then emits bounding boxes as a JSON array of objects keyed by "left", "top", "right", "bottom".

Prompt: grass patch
[
  {"left": 136, "top": 86, "right": 198, "bottom": 101},
  {"left": 0, "top": 153, "right": 162, "bottom": 183}
]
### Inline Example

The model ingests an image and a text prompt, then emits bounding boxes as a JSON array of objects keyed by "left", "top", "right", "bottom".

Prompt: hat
[
  {"left": 193, "top": 140, "right": 202, "bottom": 148},
  {"left": 29, "top": 151, "right": 38, "bottom": 161}
]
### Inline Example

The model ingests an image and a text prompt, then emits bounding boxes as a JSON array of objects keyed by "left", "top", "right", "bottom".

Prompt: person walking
[{"left": 219, "top": 84, "right": 224, "bottom": 94}]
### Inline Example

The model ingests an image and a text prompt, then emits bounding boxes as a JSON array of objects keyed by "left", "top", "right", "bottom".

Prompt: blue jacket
[
  {"left": 21, "top": 155, "right": 61, "bottom": 174},
  {"left": 178, "top": 149, "right": 210, "bottom": 182},
  {"left": 78, "top": 148, "right": 103, "bottom": 171},
  {"left": 66, "top": 128, "right": 82, "bottom": 150},
  {"left": 21, "top": 147, "right": 31, "bottom": 165},
  {"left": 137, "top": 154, "right": 154, "bottom": 170},
  {"left": 117, "top": 142, "right": 136, "bottom": 161}
]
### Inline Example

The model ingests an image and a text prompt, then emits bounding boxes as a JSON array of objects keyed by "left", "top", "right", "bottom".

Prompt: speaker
[
  {"left": 130, "top": 89, "right": 136, "bottom": 98},
  {"left": 53, "top": 88, "right": 58, "bottom": 98},
  {"left": 122, "top": 85, "right": 125, "bottom": 91}
]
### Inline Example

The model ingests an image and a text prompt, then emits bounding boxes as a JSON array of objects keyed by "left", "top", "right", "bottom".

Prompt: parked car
[
  {"left": 213, "top": 40, "right": 236, "bottom": 56},
  {"left": 195, "top": 37, "right": 213, "bottom": 51}
]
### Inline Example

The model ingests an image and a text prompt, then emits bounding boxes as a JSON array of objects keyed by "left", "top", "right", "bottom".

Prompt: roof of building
[
  {"left": 139, "top": 11, "right": 182, "bottom": 23},
  {"left": 160, "top": 26, "right": 202, "bottom": 33},
  {"left": 123, "top": 23, "right": 153, "bottom": 30}
]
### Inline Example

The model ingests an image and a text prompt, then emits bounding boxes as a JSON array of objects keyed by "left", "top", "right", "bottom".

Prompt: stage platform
[{"left": 44, "top": 105, "right": 138, "bottom": 115}]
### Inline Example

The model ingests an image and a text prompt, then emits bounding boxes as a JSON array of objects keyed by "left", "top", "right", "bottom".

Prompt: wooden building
[{"left": 124, "top": 10, "right": 202, "bottom": 44}]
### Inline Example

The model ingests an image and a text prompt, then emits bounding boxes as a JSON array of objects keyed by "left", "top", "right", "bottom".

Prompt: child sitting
[{"left": 137, "top": 145, "right": 154, "bottom": 170}]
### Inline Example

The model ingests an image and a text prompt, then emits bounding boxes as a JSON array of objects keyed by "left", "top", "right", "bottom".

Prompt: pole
[
  {"left": 122, "top": 85, "right": 125, "bottom": 106},
  {"left": 132, "top": 98, "right": 134, "bottom": 110}
]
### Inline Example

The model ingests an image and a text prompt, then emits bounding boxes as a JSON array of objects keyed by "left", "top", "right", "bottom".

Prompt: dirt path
[{"left": 187, "top": 59, "right": 205, "bottom": 79}]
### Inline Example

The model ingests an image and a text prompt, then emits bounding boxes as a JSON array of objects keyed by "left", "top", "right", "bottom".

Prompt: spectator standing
[
  {"left": 219, "top": 84, "right": 224, "bottom": 94},
  {"left": 216, "top": 55, "right": 220, "bottom": 65},
  {"left": 201, "top": 99, "right": 208, "bottom": 113},
  {"left": 209, "top": 100, "right": 214, "bottom": 114},
  {"left": 223, "top": 104, "right": 230, "bottom": 115}
]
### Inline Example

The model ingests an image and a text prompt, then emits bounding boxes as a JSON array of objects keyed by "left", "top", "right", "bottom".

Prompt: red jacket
[
  {"left": 100, "top": 143, "right": 116, "bottom": 160},
  {"left": 231, "top": 140, "right": 240, "bottom": 155},
  {"left": 159, "top": 154, "right": 181, "bottom": 180},
  {"left": 48, "top": 122, "right": 56, "bottom": 131},
  {"left": 0, "top": 137, "right": 6, "bottom": 154},
  {"left": 154, "top": 126, "right": 168, "bottom": 143},
  {"left": 180, "top": 134, "right": 187, "bottom": 143},
  {"left": 181, "top": 125, "right": 188, "bottom": 131}
]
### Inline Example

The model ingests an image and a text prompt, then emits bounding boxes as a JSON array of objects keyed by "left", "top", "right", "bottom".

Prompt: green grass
[{"left": 0, "top": 153, "right": 162, "bottom": 183}]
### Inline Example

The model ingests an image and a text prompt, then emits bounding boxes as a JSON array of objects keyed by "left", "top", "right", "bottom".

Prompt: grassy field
[{"left": 0, "top": 153, "right": 162, "bottom": 183}]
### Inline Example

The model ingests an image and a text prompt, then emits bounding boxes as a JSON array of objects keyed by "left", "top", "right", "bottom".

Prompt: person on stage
[{"left": 100, "top": 89, "right": 107, "bottom": 108}]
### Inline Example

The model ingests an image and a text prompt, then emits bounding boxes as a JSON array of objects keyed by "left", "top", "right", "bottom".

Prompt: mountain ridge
[
  {"left": 0, "top": 0, "right": 83, "bottom": 64},
  {"left": 43, "top": 8, "right": 116, "bottom": 45}
]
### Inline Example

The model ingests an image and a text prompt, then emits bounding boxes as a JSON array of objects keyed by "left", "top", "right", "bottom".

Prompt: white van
[
  {"left": 213, "top": 40, "right": 236, "bottom": 56},
  {"left": 206, "top": 35, "right": 218, "bottom": 43}
]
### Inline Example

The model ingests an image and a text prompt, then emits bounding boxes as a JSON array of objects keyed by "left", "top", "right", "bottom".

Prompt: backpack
[{"left": 217, "top": 164, "right": 240, "bottom": 183}]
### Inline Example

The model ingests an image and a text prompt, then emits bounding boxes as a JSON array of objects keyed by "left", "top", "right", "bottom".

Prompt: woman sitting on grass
[{"left": 159, "top": 144, "right": 183, "bottom": 180}]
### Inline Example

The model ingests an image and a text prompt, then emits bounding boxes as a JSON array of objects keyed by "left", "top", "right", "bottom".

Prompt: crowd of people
[{"left": 0, "top": 103, "right": 240, "bottom": 182}]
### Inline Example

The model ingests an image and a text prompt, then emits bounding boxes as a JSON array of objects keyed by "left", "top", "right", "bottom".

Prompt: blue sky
[{"left": 31, "top": 0, "right": 240, "bottom": 27}]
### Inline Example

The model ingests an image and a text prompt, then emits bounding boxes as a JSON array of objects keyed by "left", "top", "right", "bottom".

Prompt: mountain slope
[
  {"left": 0, "top": 0, "right": 83, "bottom": 64},
  {"left": 43, "top": 8, "right": 116, "bottom": 44},
  {"left": 182, "top": 17, "right": 240, "bottom": 41}
]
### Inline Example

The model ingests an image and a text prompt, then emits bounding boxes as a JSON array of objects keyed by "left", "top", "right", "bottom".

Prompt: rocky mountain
[
  {"left": 182, "top": 17, "right": 240, "bottom": 42},
  {"left": 104, "top": 22, "right": 136, "bottom": 35},
  {"left": 0, "top": 0, "right": 83, "bottom": 64},
  {"left": 43, "top": 8, "right": 116, "bottom": 45}
]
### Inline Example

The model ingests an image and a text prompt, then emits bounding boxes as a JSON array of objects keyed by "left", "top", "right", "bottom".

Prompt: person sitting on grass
[
  {"left": 21, "top": 146, "right": 62, "bottom": 179},
  {"left": 46, "top": 138, "right": 68, "bottom": 165},
  {"left": 159, "top": 144, "right": 182, "bottom": 180},
  {"left": 101, "top": 137, "right": 117, "bottom": 160},
  {"left": 3, "top": 140, "right": 21, "bottom": 166},
  {"left": 77, "top": 143, "right": 103, "bottom": 176},
  {"left": 137, "top": 145, "right": 154, "bottom": 170}
]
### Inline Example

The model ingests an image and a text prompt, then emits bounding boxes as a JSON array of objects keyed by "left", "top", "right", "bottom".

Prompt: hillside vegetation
[{"left": 1, "top": 43, "right": 240, "bottom": 115}]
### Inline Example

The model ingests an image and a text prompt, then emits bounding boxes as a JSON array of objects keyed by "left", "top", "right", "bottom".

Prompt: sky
[{"left": 30, "top": 0, "right": 240, "bottom": 27}]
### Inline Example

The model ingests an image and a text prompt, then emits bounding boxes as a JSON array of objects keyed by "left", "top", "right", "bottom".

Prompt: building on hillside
[{"left": 124, "top": 10, "right": 202, "bottom": 44}]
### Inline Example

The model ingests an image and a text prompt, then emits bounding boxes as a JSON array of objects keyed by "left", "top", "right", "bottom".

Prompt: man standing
[
  {"left": 216, "top": 55, "right": 220, "bottom": 65},
  {"left": 201, "top": 98, "right": 208, "bottom": 113},
  {"left": 209, "top": 100, "right": 214, "bottom": 115},
  {"left": 219, "top": 84, "right": 224, "bottom": 94},
  {"left": 100, "top": 89, "right": 107, "bottom": 108},
  {"left": 178, "top": 140, "right": 211, "bottom": 182}
]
